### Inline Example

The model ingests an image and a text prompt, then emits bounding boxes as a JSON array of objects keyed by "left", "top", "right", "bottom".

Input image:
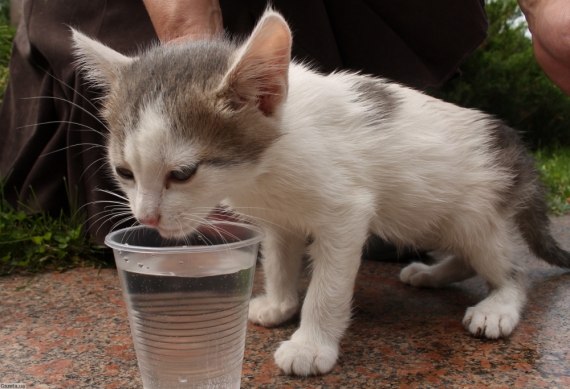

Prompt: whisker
[
  {"left": 40, "top": 142, "right": 105, "bottom": 158},
  {"left": 93, "top": 188, "right": 128, "bottom": 201},
  {"left": 179, "top": 214, "right": 230, "bottom": 246},
  {"left": 192, "top": 206, "right": 303, "bottom": 240},
  {"left": 83, "top": 209, "right": 132, "bottom": 231},
  {"left": 88, "top": 212, "right": 134, "bottom": 238},
  {"left": 181, "top": 214, "right": 241, "bottom": 247},
  {"left": 194, "top": 210, "right": 294, "bottom": 248},
  {"left": 17, "top": 120, "right": 108, "bottom": 139},
  {"left": 74, "top": 199, "right": 130, "bottom": 220},
  {"left": 123, "top": 220, "right": 143, "bottom": 245},
  {"left": 33, "top": 63, "right": 103, "bottom": 113},
  {"left": 176, "top": 219, "right": 206, "bottom": 247},
  {"left": 72, "top": 144, "right": 106, "bottom": 159},
  {"left": 176, "top": 215, "right": 210, "bottom": 240},
  {"left": 81, "top": 206, "right": 128, "bottom": 225},
  {"left": 85, "top": 163, "right": 113, "bottom": 184},
  {"left": 22, "top": 96, "right": 109, "bottom": 131},
  {"left": 81, "top": 157, "right": 109, "bottom": 182},
  {"left": 101, "top": 214, "right": 137, "bottom": 237}
]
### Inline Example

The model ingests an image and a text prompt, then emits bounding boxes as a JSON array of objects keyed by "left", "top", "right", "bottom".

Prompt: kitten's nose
[{"left": 139, "top": 214, "right": 161, "bottom": 227}]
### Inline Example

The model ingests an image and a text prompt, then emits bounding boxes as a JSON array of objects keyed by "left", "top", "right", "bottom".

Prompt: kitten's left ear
[
  {"left": 71, "top": 29, "right": 135, "bottom": 90},
  {"left": 219, "top": 10, "right": 292, "bottom": 116}
]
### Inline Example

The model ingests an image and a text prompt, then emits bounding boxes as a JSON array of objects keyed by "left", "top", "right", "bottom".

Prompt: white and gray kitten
[{"left": 73, "top": 10, "right": 570, "bottom": 376}]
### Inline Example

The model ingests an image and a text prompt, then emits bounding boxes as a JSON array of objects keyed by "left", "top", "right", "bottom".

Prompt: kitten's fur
[{"left": 73, "top": 11, "right": 570, "bottom": 376}]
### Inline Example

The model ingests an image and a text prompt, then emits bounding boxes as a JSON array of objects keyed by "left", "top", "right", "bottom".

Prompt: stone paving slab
[{"left": 1, "top": 216, "right": 570, "bottom": 388}]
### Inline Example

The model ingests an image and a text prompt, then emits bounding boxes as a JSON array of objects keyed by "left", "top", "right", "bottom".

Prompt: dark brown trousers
[{"left": 0, "top": 0, "right": 487, "bottom": 244}]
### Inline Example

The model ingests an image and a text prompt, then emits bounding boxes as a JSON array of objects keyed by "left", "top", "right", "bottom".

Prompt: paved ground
[{"left": 1, "top": 215, "right": 570, "bottom": 388}]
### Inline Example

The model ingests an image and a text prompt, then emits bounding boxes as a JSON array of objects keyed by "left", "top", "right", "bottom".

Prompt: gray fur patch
[
  {"left": 352, "top": 77, "right": 399, "bottom": 122},
  {"left": 487, "top": 122, "right": 537, "bottom": 209},
  {"left": 103, "top": 39, "right": 280, "bottom": 166},
  {"left": 105, "top": 40, "right": 234, "bottom": 134},
  {"left": 488, "top": 122, "right": 570, "bottom": 268},
  {"left": 507, "top": 267, "right": 524, "bottom": 283}
]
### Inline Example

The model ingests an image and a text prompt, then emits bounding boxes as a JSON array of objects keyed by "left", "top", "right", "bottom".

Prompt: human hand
[
  {"left": 142, "top": 0, "right": 223, "bottom": 44},
  {"left": 518, "top": 0, "right": 570, "bottom": 95}
]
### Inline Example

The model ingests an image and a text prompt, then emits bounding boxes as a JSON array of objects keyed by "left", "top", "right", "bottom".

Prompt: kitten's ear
[
  {"left": 220, "top": 10, "right": 292, "bottom": 116},
  {"left": 71, "top": 29, "right": 134, "bottom": 89}
]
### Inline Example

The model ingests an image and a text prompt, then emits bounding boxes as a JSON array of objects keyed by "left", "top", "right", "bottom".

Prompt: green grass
[
  {"left": 0, "top": 3, "right": 110, "bottom": 276},
  {"left": 0, "top": 2, "right": 110, "bottom": 275},
  {"left": 0, "top": 177, "right": 110, "bottom": 275},
  {"left": 534, "top": 147, "right": 570, "bottom": 216}
]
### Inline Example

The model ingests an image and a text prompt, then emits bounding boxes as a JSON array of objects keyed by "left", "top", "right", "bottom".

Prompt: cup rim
[{"left": 104, "top": 221, "right": 265, "bottom": 254}]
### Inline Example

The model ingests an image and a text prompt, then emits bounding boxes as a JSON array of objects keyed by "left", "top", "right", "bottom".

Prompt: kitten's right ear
[
  {"left": 218, "top": 10, "right": 292, "bottom": 116},
  {"left": 71, "top": 29, "right": 134, "bottom": 89}
]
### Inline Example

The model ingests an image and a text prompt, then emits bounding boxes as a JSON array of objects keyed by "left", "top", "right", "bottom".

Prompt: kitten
[{"left": 72, "top": 10, "right": 570, "bottom": 376}]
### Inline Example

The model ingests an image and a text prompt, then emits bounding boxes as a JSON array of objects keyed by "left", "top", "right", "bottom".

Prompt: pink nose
[{"left": 139, "top": 215, "right": 161, "bottom": 227}]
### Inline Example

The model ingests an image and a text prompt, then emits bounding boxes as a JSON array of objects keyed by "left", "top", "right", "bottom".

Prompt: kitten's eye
[
  {"left": 116, "top": 167, "right": 134, "bottom": 180},
  {"left": 170, "top": 165, "right": 198, "bottom": 182}
]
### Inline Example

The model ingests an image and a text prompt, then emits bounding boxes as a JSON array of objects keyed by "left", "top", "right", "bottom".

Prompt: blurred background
[
  {"left": 0, "top": 0, "right": 568, "bottom": 275},
  {"left": 2, "top": 0, "right": 568, "bottom": 149},
  {"left": 428, "top": 0, "right": 570, "bottom": 150}
]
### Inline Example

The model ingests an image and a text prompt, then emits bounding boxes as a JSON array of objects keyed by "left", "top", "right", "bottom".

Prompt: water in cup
[
  {"left": 106, "top": 223, "right": 263, "bottom": 389},
  {"left": 119, "top": 264, "right": 254, "bottom": 388}
]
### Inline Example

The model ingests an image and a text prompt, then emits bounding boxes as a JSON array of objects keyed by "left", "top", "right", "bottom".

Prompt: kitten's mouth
[{"left": 155, "top": 227, "right": 188, "bottom": 240}]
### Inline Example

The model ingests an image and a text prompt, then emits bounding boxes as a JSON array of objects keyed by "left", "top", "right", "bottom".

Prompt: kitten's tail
[
  {"left": 516, "top": 174, "right": 570, "bottom": 269},
  {"left": 491, "top": 122, "right": 569, "bottom": 267}
]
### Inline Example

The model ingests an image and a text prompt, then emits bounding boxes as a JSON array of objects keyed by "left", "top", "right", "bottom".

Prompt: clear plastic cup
[{"left": 105, "top": 221, "right": 264, "bottom": 389}]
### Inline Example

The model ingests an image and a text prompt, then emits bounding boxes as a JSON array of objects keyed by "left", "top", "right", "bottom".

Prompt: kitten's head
[{"left": 72, "top": 10, "right": 291, "bottom": 238}]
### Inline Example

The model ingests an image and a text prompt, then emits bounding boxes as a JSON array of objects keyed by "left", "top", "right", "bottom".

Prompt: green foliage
[
  {"left": 533, "top": 147, "right": 570, "bottom": 215},
  {"left": 0, "top": 177, "right": 110, "bottom": 275},
  {"left": 0, "top": 0, "right": 10, "bottom": 23},
  {"left": 429, "top": 0, "right": 570, "bottom": 148},
  {"left": 0, "top": 0, "right": 15, "bottom": 103}
]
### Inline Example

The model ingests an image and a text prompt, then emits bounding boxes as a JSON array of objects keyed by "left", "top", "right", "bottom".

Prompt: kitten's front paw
[
  {"left": 274, "top": 340, "right": 337, "bottom": 376},
  {"left": 400, "top": 262, "right": 437, "bottom": 288},
  {"left": 462, "top": 303, "right": 520, "bottom": 339},
  {"left": 248, "top": 296, "right": 298, "bottom": 327}
]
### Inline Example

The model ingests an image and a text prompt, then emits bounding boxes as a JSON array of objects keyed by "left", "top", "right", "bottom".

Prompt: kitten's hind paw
[
  {"left": 462, "top": 303, "right": 520, "bottom": 339},
  {"left": 274, "top": 340, "right": 337, "bottom": 376},
  {"left": 248, "top": 296, "right": 298, "bottom": 327},
  {"left": 400, "top": 262, "right": 438, "bottom": 288}
]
